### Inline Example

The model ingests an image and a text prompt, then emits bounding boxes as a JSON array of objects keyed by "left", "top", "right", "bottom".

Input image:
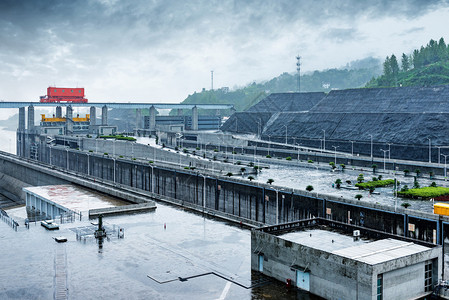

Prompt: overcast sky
[{"left": 1, "top": 0, "right": 448, "bottom": 103}]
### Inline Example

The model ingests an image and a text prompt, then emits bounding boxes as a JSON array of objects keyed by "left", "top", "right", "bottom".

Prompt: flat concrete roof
[
  {"left": 24, "top": 184, "right": 129, "bottom": 212},
  {"left": 333, "top": 238, "right": 431, "bottom": 265},
  {"left": 279, "top": 229, "right": 368, "bottom": 253}
]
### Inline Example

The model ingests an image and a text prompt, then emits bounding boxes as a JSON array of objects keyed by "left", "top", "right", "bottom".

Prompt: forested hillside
[
  {"left": 179, "top": 57, "right": 382, "bottom": 113},
  {"left": 366, "top": 38, "right": 449, "bottom": 88}
]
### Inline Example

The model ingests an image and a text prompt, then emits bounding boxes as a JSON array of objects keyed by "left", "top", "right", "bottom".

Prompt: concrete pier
[
  {"left": 56, "top": 106, "right": 62, "bottom": 118},
  {"left": 27, "top": 106, "right": 34, "bottom": 132},
  {"left": 192, "top": 106, "right": 198, "bottom": 131},
  {"left": 102, "top": 105, "right": 108, "bottom": 126},
  {"left": 149, "top": 106, "right": 156, "bottom": 132},
  {"left": 90, "top": 106, "right": 96, "bottom": 126}
]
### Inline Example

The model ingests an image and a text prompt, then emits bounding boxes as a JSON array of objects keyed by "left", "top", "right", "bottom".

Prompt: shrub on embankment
[
  {"left": 355, "top": 179, "right": 395, "bottom": 189},
  {"left": 398, "top": 186, "right": 449, "bottom": 199},
  {"left": 99, "top": 135, "right": 136, "bottom": 141}
]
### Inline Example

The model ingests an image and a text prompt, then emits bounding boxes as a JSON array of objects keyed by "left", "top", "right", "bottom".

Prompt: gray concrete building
[{"left": 252, "top": 218, "right": 442, "bottom": 299}]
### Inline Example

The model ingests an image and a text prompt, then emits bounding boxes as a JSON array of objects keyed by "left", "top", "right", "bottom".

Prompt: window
[
  {"left": 425, "top": 262, "right": 433, "bottom": 292},
  {"left": 377, "top": 274, "right": 383, "bottom": 300}
]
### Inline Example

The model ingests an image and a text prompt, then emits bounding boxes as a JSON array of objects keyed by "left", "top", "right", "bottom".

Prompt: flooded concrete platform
[{"left": 0, "top": 203, "right": 322, "bottom": 299}]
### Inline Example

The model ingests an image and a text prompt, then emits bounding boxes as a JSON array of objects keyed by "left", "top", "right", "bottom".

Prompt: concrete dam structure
[{"left": 222, "top": 85, "right": 449, "bottom": 162}]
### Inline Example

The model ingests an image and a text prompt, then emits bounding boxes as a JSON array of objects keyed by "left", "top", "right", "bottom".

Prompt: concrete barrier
[{"left": 89, "top": 202, "right": 156, "bottom": 218}]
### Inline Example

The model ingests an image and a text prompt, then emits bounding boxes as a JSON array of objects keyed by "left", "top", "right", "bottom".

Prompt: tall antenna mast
[
  {"left": 296, "top": 55, "right": 301, "bottom": 92},
  {"left": 211, "top": 70, "right": 214, "bottom": 91}
]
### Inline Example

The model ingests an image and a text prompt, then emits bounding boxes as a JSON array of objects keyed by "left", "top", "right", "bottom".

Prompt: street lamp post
[
  {"left": 332, "top": 145, "right": 338, "bottom": 165},
  {"left": 149, "top": 164, "right": 154, "bottom": 193},
  {"left": 113, "top": 158, "right": 116, "bottom": 183},
  {"left": 66, "top": 148, "right": 69, "bottom": 170},
  {"left": 267, "top": 135, "right": 271, "bottom": 156},
  {"left": 199, "top": 174, "right": 206, "bottom": 211},
  {"left": 428, "top": 138, "right": 431, "bottom": 163},
  {"left": 322, "top": 129, "right": 326, "bottom": 151},
  {"left": 380, "top": 149, "right": 389, "bottom": 171},
  {"left": 275, "top": 189, "right": 279, "bottom": 225},
  {"left": 283, "top": 125, "right": 288, "bottom": 144},
  {"left": 442, "top": 154, "right": 449, "bottom": 179},
  {"left": 297, "top": 144, "right": 300, "bottom": 161}
]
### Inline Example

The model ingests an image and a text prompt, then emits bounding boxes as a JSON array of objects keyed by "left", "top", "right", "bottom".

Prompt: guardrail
[{"left": 0, "top": 209, "right": 20, "bottom": 231}]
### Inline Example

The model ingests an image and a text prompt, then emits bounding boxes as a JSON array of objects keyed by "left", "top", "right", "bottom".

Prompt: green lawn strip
[
  {"left": 99, "top": 135, "right": 136, "bottom": 141},
  {"left": 355, "top": 179, "right": 395, "bottom": 189},
  {"left": 398, "top": 186, "right": 449, "bottom": 199}
]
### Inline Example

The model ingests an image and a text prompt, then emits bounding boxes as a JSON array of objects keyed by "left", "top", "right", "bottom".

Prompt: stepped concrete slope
[
  {"left": 247, "top": 92, "right": 325, "bottom": 112},
  {"left": 310, "top": 85, "right": 449, "bottom": 113},
  {"left": 221, "top": 86, "right": 449, "bottom": 161}
]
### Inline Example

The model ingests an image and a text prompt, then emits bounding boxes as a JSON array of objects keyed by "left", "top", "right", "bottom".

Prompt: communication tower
[{"left": 296, "top": 55, "right": 301, "bottom": 92}]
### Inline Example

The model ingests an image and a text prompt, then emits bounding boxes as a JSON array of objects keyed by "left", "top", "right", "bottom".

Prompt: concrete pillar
[
  {"left": 149, "top": 106, "right": 156, "bottom": 131},
  {"left": 66, "top": 105, "right": 73, "bottom": 119},
  {"left": 136, "top": 109, "right": 142, "bottom": 129},
  {"left": 102, "top": 105, "right": 108, "bottom": 125},
  {"left": 192, "top": 106, "right": 198, "bottom": 131},
  {"left": 56, "top": 106, "right": 62, "bottom": 118},
  {"left": 90, "top": 106, "right": 96, "bottom": 126},
  {"left": 66, "top": 105, "right": 73, "bottom": 134},
  {"left": 18, "top": 107, "right": 25, "bottom": 131},
  {"left": 27, "top": 105, "right": 35, "bottom": 132}
]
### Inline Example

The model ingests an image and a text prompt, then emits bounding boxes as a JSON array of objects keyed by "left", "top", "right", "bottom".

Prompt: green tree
[
  {"left": 401, "top": 202, "right": 411, "bottom": 209},
  {"left": 335, "top": 179, "right": 342, "bottom": 188},
  {"left": 390, "top": 54, "right": 399, "bottom": 80},
  {"left": 357, "top": 173, "right": 364, "bottom": 183},
  {"left": 401, "top": 53, "right": 410, "bottom": 72}
]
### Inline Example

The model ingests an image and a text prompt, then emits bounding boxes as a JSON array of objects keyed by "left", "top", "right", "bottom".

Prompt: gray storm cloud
[{"left": 0, "top": 0, "right": 448, "bottom": 101}]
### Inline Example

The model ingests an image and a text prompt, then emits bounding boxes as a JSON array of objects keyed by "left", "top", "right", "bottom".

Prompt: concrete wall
[
  {"left": 251, "top": 229, "right": 442, "bottom": 299},
  {"left": 34, "top": 143, "right": 448, "bottom": 246}
]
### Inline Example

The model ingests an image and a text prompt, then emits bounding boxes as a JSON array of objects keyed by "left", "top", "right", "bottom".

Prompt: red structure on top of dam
[{"left": 40, "top": 87, "right": 88, "bottom": 103}]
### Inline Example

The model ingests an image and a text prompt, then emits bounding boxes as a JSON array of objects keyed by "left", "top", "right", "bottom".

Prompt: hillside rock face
[{"left": 221, "top": 86, "right": 449, "bottom": 161}]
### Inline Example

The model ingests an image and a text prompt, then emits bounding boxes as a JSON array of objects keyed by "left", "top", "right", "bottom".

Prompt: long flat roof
[
  {"left": 24, "top": 184, "right": 128, "bottom": 212},
  {"left": 333, "top": 238, "right": 431, "bottom": 265},
  {"left": 280, "top": 229, "right": 368, "bottom": 253},
  {"left": 0, "top": 102, "right": 234, "bottom": 109},
  {"left": 279, "top": 229, "right": 431, "bottom": 265}
]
